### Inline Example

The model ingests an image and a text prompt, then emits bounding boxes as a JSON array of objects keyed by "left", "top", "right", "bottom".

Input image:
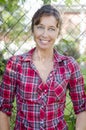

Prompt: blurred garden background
[{"left": 0, "top": 0, "right": 86, "bottom": 129}]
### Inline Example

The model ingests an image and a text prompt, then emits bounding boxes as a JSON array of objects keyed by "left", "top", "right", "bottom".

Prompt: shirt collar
[
  {"left": 21, "top": 47, "right": 35, "bottom": 62},
  {"left": 21, "top": 47, "right": 68, "bottom": 63},
  {"left": 54, "top": 49, "right": 68, "bottom": 63}
]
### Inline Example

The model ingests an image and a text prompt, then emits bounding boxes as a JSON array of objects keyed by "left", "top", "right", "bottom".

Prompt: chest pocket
[
  {"left": 47, "top": 79, "right": 68, "bottom": 105},
  {"left": 47, "top": 64, "right": 71, "bottom": 104},
  {"left": 54, "top": 79, "right": 67, "bottom": 101}
]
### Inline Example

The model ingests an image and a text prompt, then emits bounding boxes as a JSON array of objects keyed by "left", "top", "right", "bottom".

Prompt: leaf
[
  {"left": 53, "top": 0, "right": 58, "bottom": 2},
  {"left": 0, "top": 0, "right": 6, "bottom": 5},
  {"left": 43, "top": 0, "right": 51, "bottom": 4},
  {"left": 65, "top": 0, "right": 73, "bottom": 6}
]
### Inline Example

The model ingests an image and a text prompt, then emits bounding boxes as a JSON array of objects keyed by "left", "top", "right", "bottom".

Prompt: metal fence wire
[{"left": 0, "top": 1, "right": 86, "bottom": 130}]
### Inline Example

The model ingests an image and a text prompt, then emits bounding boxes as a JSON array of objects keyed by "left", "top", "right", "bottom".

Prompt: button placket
[{"left": 40, "top": 104, "right": 46, "bottom": 129}]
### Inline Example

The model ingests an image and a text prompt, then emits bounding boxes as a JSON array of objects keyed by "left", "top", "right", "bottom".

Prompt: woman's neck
[{"left": 34, "top": 48, "right": 54, "bottom": 63}]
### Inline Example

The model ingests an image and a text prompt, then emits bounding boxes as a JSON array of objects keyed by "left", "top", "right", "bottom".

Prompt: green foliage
[
  {"left": 81, "top": 68, "right": 86, "bottom": 90},
  {"left": 55, "top": 38, "right": 80, "bottom": 60},
  {"left": 0, "top": 0, "right": 5, "bottom": 4},
  {"left": 0, "top": 0, "right": 80, "bottom": 11},
  {"left": 43, "top": 0, "right": 51, "bottom": 4},
  {"left": 0, "top": 0, "right": 80, "bottom": 6},
  {"left": 0, "top": 6, "right": 30, "bottom": 44},
  {"left": 42, "top": 0, "right": 57, "bottom": 4},
  {"left": 10, "top": 99, "right": 17, "bottom": 130},
  {"left": 0, "top": 0, "right": 19, "bottom": 12},
  {"left": 0, "top": 53, "right": 6, "bottom": 75},
  {"left": 0, "top": 0, "right": 26, "bottom": 12},
  {"left": 77, "top": 55, "right": 86, "bottom": 63},
  {"left": 64, "top": 91, "right": 76, "bottom": 129},
  {"left": 65, "top": 0, "right": 80, "bottom": 6},
  {"left": 77, "top": 56, "right": 86, "bottom": 90},
  {"left": 0, "top": 60, "right": 5, "bottom": 75},
  {"left": 42, "top": 0, "right": 80, "bottom": 5}
]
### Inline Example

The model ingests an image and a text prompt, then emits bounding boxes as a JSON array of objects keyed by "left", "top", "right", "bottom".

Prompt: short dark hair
[{"left": 31, "top": 4, "right": 62, "bottom": 35}]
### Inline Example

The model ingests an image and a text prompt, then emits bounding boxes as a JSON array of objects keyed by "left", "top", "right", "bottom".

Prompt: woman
[{"left": 0, "top": 4, "right": 86, "bottom": 130}]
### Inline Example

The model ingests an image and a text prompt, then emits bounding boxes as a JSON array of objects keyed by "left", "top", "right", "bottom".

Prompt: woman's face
[{"left": 33, "top": 15, "right": 59, "bottom": 50}]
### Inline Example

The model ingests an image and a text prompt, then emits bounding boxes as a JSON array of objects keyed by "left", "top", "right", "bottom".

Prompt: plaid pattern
[{"left": 0, "top": 47, "right": 86, "bottom": 130}]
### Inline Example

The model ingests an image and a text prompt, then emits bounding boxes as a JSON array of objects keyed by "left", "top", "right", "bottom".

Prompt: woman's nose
[{"left": 42, "top": 28, "right": 49, "bottom": 37}]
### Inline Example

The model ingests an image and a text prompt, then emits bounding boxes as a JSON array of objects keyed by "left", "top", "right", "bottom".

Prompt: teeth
[{"left": 40, "top": 39, "right": 49, "bottom": 44}]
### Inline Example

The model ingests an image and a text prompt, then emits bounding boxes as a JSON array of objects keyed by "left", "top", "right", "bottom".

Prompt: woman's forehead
[{"left": 39, "top": 15, "right": 58, "bottom": 26}]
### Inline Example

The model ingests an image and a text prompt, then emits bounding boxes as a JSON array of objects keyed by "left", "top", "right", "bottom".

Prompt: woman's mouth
[{"left": 40, "top": 39, "right": 50, "bottom": 44}]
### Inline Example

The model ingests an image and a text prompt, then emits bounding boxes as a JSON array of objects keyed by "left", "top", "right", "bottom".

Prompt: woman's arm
[
  {"left": 0, "top": 57, "right": 17, "bottom": 130},
  {"left": 0, "top": 111, "right": 10, "bottom": 130},
  {"left": 76, "top": 111, "right": 86, "bottom": 130},
  {"left": 68, "top": 58, "right": 86, "bottom": 130}
]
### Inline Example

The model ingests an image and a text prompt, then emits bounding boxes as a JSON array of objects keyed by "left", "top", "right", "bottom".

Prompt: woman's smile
[{"left": 39, "top": 39, "right": 50, "bottom": 44}]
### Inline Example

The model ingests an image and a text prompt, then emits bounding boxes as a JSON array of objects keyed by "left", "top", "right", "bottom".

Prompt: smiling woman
[
  {"left": 32, "top": 4, "right": 61, "bottom": 51},
  {"left": 33, "top": 15, "right": 59, "bottom": 50},
  {"left": 0, "top": 4, "right": 86, "bottom": 130}
]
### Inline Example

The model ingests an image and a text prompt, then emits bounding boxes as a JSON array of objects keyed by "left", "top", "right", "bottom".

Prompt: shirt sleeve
[
  {"left": 0, "top": 56, "right": 17, "bottom": 116},
  {"left": 68, "top": 57, "right": 86, "bottom": 114}
]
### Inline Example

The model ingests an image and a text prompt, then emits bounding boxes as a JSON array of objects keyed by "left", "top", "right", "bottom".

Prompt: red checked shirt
[{"left": 0, "top": 47, "right": 86, "bottom": 130}]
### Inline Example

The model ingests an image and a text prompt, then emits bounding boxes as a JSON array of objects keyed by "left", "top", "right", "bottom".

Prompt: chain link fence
[{"left": 0, "top": 1, "right": 86, "bottom": 130}]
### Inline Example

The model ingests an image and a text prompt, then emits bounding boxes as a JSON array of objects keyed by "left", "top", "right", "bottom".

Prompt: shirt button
[
  {"left": 40, "top": 120, "right": 44, "bottom": 124},
  {"left": 44, "top": 89, "right": 47, "bottom": 92},
  {"left": 41, "top": 105, "right": 44, "bottom": 109},
  {"left": 50, "top": 74, "right": 52, "bottom": 76}
]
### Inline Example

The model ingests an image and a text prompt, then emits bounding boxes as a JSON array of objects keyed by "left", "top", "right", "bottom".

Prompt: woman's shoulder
[
  {"left": 54, "top": 49, "right": 76, "bottom": 62},
  {"left": 7, "top": 47, "right": 35, "bottom": 64}
]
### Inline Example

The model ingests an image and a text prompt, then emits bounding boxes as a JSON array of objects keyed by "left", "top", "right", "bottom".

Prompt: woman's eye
[
  {"left": 37, "top": 25, "right": 44, "bottom": 30},
  {"left": 49, "top": 28, "right": 55, "bottom": 31},
  {"left": 35, "top": 25, "right": 56, "bottom": 33}
]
